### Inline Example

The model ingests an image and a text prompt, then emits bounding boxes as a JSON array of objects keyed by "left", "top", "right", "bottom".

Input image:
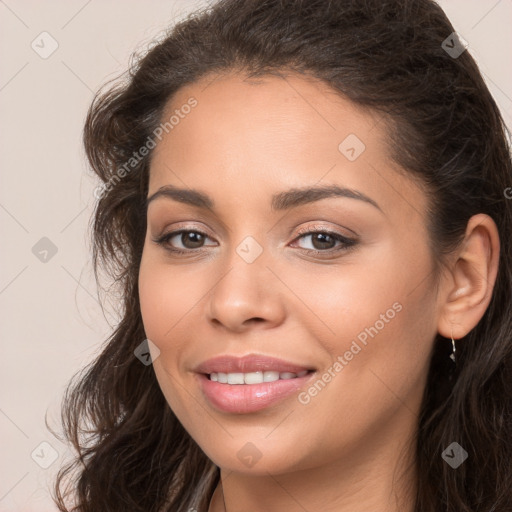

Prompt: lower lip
[{"left": 197, "top": 372, "right": 315, "bottom": 414}]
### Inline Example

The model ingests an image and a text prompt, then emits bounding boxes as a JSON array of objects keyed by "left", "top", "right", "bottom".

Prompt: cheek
[
  {"left": 138, "top": 255, "right": 199, "bottom": 420},
  {"left": 138, "top": 252, "right": 212, "bottom": 414},
  {"left": 138, "top": 253, "right": 197, "bottom": 345},
  {"left": 297, "top": 243, "right": 436, "bottom": 409},
  {"left": 285, "top": 250, "right": 410, "bottom": 356},
  {"left": 292, "top": 280, "right": 434, "bottom": 471},
  {"left": 138, "top": 268, "right": 169, "bottom": 344}
]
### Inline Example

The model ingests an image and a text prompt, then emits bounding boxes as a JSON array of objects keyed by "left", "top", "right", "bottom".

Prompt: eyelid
[
  {"left": 153, "top": 222, "right": 358, "bottom": 255},
  {"left": 290, "top": 226, "right": 357, "bottom": 252},
  {"left": 154, "top": 222, "right": 356, "bottom": 242},
  {"left": 294, "top": 223, "right": 357, "bottom": 239},
  {"left": 154, "top": 222, "right": 216, "bottom": 240},
  {"left": 154, "top": 226, "right": 217, "bottom": 247}
]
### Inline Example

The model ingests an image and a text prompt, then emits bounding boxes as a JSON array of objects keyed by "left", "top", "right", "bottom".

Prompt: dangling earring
[{"left": 449, "top": 331, "right": 456, "bottom": 364}]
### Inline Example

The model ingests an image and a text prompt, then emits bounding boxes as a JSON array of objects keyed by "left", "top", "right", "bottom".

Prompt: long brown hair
[{"left": 52, "top": 1, "right": 512, "bottom": 510}]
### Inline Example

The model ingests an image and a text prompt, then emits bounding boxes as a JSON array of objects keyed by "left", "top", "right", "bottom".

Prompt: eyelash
[{"left": 152, "top": 226, "right": 357, "bottom": 257}]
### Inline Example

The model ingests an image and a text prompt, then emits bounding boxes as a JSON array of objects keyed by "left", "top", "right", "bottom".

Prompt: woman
[{"left": 53, "top": 0, "right": 512, "bottom": 511}]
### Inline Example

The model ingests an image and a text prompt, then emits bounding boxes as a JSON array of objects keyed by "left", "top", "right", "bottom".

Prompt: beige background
[{"left": 1, "top": 1, "right": 511, "bottom": 510}]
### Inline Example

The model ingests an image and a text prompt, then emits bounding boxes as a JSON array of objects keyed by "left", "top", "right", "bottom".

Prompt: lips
[
  {"left": 192, "top": 354, "right": 317, "bottom": 414},
  {"left": 194, "top": 354, "right": 315, "bottom": 375}
]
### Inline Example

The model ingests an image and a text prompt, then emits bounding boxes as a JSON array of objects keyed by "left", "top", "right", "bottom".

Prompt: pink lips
[
  {"left": 194, "top": 354, "right": 316, "bottom": 414},
  {"left": 194, "top": 354, "right": 315, "bottom": 375}
]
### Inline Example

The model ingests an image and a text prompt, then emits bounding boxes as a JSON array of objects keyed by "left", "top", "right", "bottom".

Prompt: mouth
[
  {"left": 206, "top": 369, "right": 314, "bottom": 384},
  {"left": 194, "top": 353, "right": 316, "bottom": 376},
  {"left": 193, "top": 353, "right": 316, "bottom": 413},
  {"left": 197, "top": 370, "right": 316, "bottom": 414},
  {"left": 194, "top": 353, "right": 317, "bottom": 413}
]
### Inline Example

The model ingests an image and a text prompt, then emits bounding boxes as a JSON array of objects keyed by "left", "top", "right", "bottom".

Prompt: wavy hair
[{"left": 52, "top": 0, "right": 512, "bottom": 510}]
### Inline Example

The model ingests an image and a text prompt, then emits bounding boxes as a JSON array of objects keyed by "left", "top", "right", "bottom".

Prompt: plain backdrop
[{"left": 1, "top": 1, "right": 511, "bottom": 510}]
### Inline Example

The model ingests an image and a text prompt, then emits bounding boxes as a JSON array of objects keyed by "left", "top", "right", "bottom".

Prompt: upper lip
[{"left": 194, "top": 354, "right": 316, "bottom": 374}]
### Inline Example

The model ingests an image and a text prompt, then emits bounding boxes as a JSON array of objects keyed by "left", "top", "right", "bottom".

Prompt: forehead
[
  {"left": 153, "top": 71, "right": 382, "bottom": 167},
  {"left": 148, "top": 71, "right": 427, "bottom": 223}
]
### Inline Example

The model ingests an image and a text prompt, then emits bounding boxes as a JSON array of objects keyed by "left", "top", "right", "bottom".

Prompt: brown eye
[
  {"left": 293, "top": 230, "right": 356, "bottom": 253},
  {"left": 154, "top": 229, "right": 216, "bottom": 252},
  {"left": 308, "top": 232, "right": 337, "bottom": 250},
  {"left": 176, "top": 231, "right": 206, "bottom": 249}
]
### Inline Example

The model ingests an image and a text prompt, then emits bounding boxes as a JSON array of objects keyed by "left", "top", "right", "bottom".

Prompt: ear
[{"left": 437, "top": 213, "right": 500, "bottom": 340}]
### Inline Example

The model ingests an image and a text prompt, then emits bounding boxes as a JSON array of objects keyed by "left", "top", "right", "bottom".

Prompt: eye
[
  {"left": 291, "top": 228, "right": 357, "bottom": 254},
  {"left": 153, "top": 229, "right": 216, "bottom": 253},
  {"left": 152, "top": 226, "right": 357, "bottom": 256}
]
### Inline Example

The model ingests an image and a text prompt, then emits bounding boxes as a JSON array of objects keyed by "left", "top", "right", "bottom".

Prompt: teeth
[
  {"left": 245, "top": 371, "right": 264, "bottom": 384},
  {"left": 263, "top": 371, "right": 280, "bottom": 382},
  {"left": 209, "top": 370, "right": 310, "bottom": 384},
  {"left": 227, "top": 373, "right": 244, "bottom": 384}
]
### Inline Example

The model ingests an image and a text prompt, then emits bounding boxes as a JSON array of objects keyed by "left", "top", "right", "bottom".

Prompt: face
[{"left": 138, "top": 72, "right": 440, "bottom": 475}]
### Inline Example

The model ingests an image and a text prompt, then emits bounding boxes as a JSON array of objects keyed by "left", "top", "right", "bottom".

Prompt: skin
[{"left": 138, "top": 72, "right": 499, "bottom": 512}]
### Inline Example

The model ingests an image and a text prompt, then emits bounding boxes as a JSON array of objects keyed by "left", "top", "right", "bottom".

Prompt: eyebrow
[{"left": 146, "top": 184, "right": 382, "bottom": 212}]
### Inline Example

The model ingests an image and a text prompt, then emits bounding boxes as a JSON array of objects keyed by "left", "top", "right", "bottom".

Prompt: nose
[{"left": 206, "top": 249, "right": 286, "bottom": 333}]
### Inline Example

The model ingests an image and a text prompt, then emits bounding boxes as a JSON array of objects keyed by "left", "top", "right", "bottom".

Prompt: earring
[{"left": 449, "top": 333, "right": 456, "bottom": 364}]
